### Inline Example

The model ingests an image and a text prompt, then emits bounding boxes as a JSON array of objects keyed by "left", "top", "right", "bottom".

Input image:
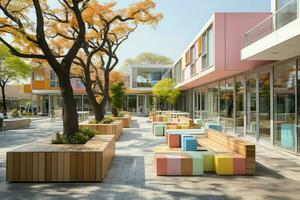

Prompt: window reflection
[
  {"left": 235, "top": 76, "right": 245, "bottom": 135},
  {"left": 274, "top": 61, "right": 296, "bottom": 151}
]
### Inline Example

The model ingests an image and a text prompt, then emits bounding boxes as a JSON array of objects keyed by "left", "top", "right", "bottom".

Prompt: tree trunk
[
  {"left": 0, "top": 84, "right": 7, "bottom": 116},
  {"left": 111, "top": 106, "right": 118, "bottom": 117},
  {"left": 98, "top": 70, "right": 110, "bottom": 121},
  {"left": 58, "top": 75, "right": 79, "bottom": 136}
]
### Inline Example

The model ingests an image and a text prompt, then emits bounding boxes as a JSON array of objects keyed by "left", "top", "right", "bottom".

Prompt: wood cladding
[
  {"left": 185, "top": 50, "right": 191, "bottom": 66},
  {"left": 111, "top": 114, "right": 131, "bottom": 128},
  {"left": 6, "top": 135, "right": 115, "bottom": 182},
  {"left": 198, "top": 36, "right": 202, "bottom": 56},
  {"left": 80, "top": 120, "right": 123, "bottom": 140}
]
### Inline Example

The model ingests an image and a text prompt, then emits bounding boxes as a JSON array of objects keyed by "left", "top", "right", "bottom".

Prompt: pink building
[
  {"left": 173, "top": 13, "right": 270, "bottom": 90},
  {"left": 168, "top": 8, "right": 300, "bottom": 154}
]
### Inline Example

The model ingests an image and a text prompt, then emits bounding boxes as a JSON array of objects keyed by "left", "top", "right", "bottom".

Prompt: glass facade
[
  {"left": 235, "top": 76, "right": 245, "bottom": 135},
  {"left": 259, "top": 71, "right": 271, "bottom": 141},
  {"left": 246, "top": 75, "right": 257, "bottom": 138},
  {"left": 274, "top": 61, "right": 296, "bottom": 151},
  {"left": 125, "top": 94, "right": 152, "bottom": 115},
  {"left": 207, "top": 82, "right": 219, "bottom": 123},
  {"left": 132, "top": 67, "right": 169, "bottom": 88},
  {"left": 187, "top": 58, "right": 299, "bottom": 153},
  {"left": 50, "top": 70, "right": 59, "bottom": 88}
]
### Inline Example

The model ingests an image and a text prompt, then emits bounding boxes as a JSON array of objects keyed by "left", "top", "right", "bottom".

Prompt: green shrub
[
  {"left": 80, "top": 128, "right": 96, "bottom": 139},
  {"left": 11, "top": 108, "right": 19, "bottom": 118},
  {"left": 52, "top": 129, "right": 95, "bottom": 144},
  {"left": 52, "top": 132, "right": 65, "bottom": 144},
  {"left": 69, "top": 132, "right": 89, "bottom": 144},
  {"left": 89, "top": 119, "right": 98, "bottom": 124},
  {"left": 101, "top": 117, "right": 114, "bottom": 124}
]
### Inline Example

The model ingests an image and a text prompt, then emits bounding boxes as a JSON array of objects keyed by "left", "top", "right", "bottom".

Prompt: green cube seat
[
  {"left": 200, "top": 151, "right": 215, "bottom": 172},
  {"left": 154, "top": 124, "right": 165, "bottom": 136}
]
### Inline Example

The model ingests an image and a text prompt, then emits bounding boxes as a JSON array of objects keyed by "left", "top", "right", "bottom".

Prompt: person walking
[{"left": 51, "top": 107, "right": 55, "bottom": 123}]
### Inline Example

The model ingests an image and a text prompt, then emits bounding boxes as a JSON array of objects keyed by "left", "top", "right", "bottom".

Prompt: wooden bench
[
  {"left": 6, "top": 135, "right": 115, "bottom": 182},
  {"left": 197, "top": 128, "right": 256, "bottom": 175}
]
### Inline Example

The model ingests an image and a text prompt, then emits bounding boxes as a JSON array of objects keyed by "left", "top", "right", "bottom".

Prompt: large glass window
[
  {"left": 246, "top": 75, "right": 257, "bottom": 137},
  {"left": 259, "top": 71, "right": 271, "bottom": 142},
  {"left": 132, "top": 67, "right": 169, "bottom": 88},
  {"left": 220, "top": 79, "right": 234, "bottom": 132},
  {"left": 219, "top": 80, "right": 226, "bottom": 127},
  {"left": 274, "top": 61, "right": 296, "bottom": 151},
  {"left": 50, "top": 70, "right": 59, "bottom": 88},
  {"left": 33, "top": 72, "right": 44, "bottom": 81},
  {"left": 201, "top": 86, "right": 208, "bottom": 120},
  {"left": 127, "top": 95, "right": 137, "bottom": 112},
  {"left": 194, "top": 88, "right": 201, "bottom": 119},
  {"left": 225, "top": 79, "right": 234, "bottom": 133},
  {"left": 276, "top": 0, "right": 298, "bottom": 30},
  {"left": 235, "top": 76, "right": 245, "bottom": 135},
  {"left": 207, "top": 26, "right": 214, "bottom": 67},
  {"left": 207, "top": 82, "right": 219, "bottom": 123},
  {"left": 276, "top": 0, "right": 293, "bottom": 10}
]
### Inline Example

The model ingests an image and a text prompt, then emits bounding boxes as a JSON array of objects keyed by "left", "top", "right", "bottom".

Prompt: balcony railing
[{"left": 243, "top": 0, "right": 298, "bottom": 47}]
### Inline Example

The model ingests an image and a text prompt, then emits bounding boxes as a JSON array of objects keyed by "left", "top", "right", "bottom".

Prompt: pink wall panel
[{"left": 215, "top": 13, "right": 271, "bottom": 71}]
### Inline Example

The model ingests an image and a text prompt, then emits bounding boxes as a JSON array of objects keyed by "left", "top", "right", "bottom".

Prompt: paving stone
[{"left": 0, "top": 117, "right": 300, "bottom": 199}]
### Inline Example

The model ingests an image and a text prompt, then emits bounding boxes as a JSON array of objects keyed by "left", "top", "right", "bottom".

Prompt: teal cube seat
[
  {"left": 183, "top": 137, "right": 197, "bottom": 151},
  {"left": 208, "top": 124, "right": 222, "bottom": 132},
  {"left": 154, "top": 124, "right": 165, "bottom": 136}
]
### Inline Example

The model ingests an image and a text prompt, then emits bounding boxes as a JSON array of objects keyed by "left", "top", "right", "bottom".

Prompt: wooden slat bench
[
  {"left": 6, "top": 135, "right": 115, "bottom": 182},
  {"left": 197, "top": 128, "right": 256, "bottom": 175}
]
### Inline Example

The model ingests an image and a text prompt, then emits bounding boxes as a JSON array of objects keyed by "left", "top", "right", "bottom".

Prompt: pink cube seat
[
  {"left": 167, "top": 154, "right": 181, "bottom": 175},
  {"left": 231, "top": 153, "right": 246, "bottom": 175}
]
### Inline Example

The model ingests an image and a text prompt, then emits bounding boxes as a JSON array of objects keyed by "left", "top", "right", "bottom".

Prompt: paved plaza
[{"left": 0, "top": 117, "right": 300, "bottom": 200}]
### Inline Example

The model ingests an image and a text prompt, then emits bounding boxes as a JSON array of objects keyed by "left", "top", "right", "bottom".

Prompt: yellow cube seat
[
  {"left": 214, "top": 154, "right": 233, "bottom": 175},
  {"left": 181, "top": 125, "right": 189, "bottom": 129},
  {"left": 167, "top": 125, "right": 177, "bottom": 129}
]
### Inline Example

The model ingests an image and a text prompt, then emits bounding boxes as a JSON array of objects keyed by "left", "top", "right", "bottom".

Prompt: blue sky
[{"left": 114, "top": 0, "right": 270, "bottom": 68}]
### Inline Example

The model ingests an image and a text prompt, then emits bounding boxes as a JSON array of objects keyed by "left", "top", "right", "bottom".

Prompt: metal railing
[{"left": 243, "top": 0, "right": 298, "bottom": 47}]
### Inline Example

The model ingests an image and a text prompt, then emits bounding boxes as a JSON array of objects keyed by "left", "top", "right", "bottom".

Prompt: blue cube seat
[
  {"left": 182, "top": 137, "right": 197, "bottom": 151},
  {"left": 181, "top": 135, "right": 193, "bottom": 149}
]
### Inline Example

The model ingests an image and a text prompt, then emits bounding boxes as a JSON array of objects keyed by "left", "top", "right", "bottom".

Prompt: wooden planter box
[
  {"left": 6, "top": 135, "right": 115, "bottom": 183},
  {"left": 111, "top": 114, "right": 131, "bottom": 128},
  {"left": 4, "top": 118, "right": 31, "bottom": 130},
  {"left": 80, "top": 120, "right": 123, "bottom": 140}
]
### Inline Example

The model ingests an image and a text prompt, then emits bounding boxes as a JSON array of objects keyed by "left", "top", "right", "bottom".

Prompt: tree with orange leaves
[
  {"left": 0, "top": 0, "right": 161, "bottom": 134},
  {"left": 70, "top": 0, "right": 162, "bottom": 122},
  {"left": 0, "top": 0, "right": 89, "bottom": 136}
]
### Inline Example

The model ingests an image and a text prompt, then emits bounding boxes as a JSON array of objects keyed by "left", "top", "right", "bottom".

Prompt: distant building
[
  {"left": 31, "top": 65, "right": 90, "bottom": 116},
  {"left": 123, "top": 64, "right": 172, "bottom": 115},
  {"left": 0, "top": 85, "right": 31, "bottom": 111}
]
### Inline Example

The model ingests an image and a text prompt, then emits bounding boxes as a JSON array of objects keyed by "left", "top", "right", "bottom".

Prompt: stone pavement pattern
[{"left": 0, "top": 117, "right": 300, "bottom": 200}]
